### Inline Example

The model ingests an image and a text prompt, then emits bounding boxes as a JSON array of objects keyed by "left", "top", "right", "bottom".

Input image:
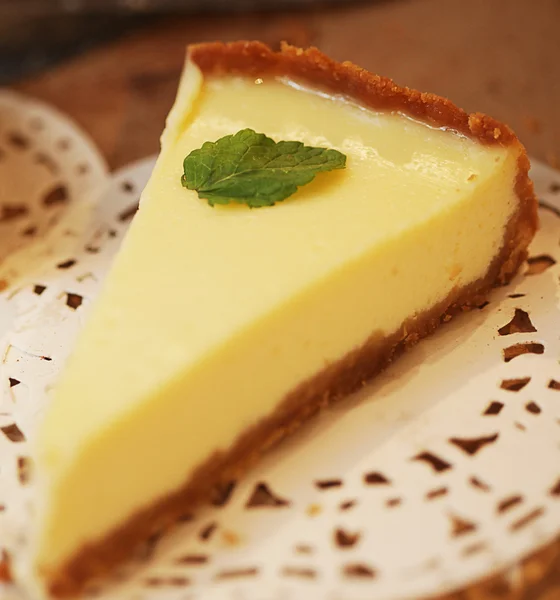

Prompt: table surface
[{"left": 10, "top": 0, "right": 560, "bottom": 171}]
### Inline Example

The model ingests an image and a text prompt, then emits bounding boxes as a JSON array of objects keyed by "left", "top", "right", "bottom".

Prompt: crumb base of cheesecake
[{"left": 40, "top": 183, "right": 534, "bottom": 597}]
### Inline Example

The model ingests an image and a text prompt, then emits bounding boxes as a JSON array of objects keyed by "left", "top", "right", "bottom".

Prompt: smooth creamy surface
[{"left": 31, "top": 60, "right": 519, "bottom": 581}]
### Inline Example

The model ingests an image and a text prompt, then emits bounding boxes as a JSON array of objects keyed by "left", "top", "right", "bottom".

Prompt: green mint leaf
[{"left": 181, "top": 128, "right": 346, "bottom": 208}]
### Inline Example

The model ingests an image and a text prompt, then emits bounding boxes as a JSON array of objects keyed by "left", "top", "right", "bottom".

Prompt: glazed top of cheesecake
[{"left": 29, "top": 42, "right": 536, "bottom": 587}]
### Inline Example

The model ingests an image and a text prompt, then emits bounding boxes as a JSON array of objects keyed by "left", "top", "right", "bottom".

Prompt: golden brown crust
[{"left": 33, "top": 41, "right": 538, "bottom": 597}]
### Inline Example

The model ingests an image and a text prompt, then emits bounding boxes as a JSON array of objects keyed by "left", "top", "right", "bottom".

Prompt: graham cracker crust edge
[{"left": 23, "top": 41, "right": 537, "bottom": 598}]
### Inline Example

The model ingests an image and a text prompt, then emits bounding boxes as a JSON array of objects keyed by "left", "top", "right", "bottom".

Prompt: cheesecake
[{"left": 19, "top": 41, "right": 537, "bottom": 597}]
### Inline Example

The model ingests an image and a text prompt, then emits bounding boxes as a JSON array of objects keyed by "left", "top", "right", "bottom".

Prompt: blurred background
[
  {"left": 1, "top": 0, "right": 559, "bottom": 170},
  {"left": 0, "top": 0, "right": 357, "bottom": 82}
]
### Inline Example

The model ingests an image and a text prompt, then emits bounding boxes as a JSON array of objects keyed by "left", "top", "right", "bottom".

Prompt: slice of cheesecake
[{"left": 21, "top": 41, "right": 537, "bottom": 597}]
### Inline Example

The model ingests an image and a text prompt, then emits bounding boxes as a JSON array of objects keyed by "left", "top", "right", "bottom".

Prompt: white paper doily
[
  {"left": 0, "top": 90, "right": 108, "bottom": 276},
  {"left": 1, "top": 157, "right": 560, "bottom": 600}
]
